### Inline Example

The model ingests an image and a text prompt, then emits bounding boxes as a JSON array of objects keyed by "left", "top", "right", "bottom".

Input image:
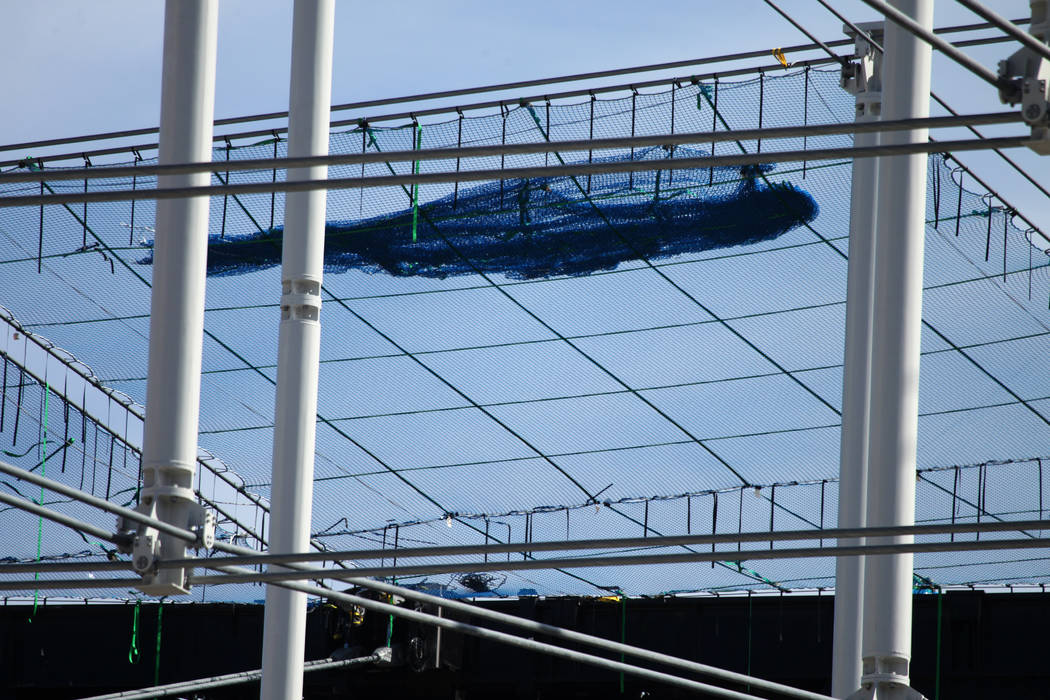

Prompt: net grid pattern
[{"left": 1, "top": 67, "right": 1049, "bottom": 600}]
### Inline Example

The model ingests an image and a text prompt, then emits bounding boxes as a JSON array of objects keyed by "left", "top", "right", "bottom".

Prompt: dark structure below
[{"left": 1, "top": 591, "right": 1046, "bottom": 699}]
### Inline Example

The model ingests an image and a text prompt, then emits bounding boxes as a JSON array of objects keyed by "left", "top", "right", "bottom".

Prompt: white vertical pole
[
  {"left": 259, "top": 2, "right": 335, "bottom": 699},
  {"left": 832, "top": 22, "right": 882, "bottom": 700},
  {"left": 860, "top": 1, "right": 933, "bottom": 698},
  {"left": 135, "top": 0, "right": 218, "bottom": 596}
]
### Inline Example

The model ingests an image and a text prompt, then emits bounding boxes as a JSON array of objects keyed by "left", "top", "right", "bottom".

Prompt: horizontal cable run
[
  {"left": 5, "top": 535, "right": 1049, "bottom": 591},
  {"left": 190, "top": 536, "right": 1050, "bottom": 584},
  {"left": 0, "top": 490, "right": 118, "bottom": 544},
  {"left": 0, "top": 458, "right": 196, "bottom": 544},
  {"left": 857, "top": 0, "right": 1004, "bottom": 87},
  {"left": 2, "top": 57, "right": 844, "bottom": 169},
  {"left": 0, "top": 15, "right": 1024, "bottom": 161},
  {"left": 0, "top": 112, "right": 1021, "bottom": 184},
  {"left": 952, "top": 0, "right": 1050, "bottom": 65},
  {"left": 0, "top": 135, "right": 1030, "bottom": 208},
  {"left": 77, "top": 654, "right": 383, "bottom": 700},
  {"left": 3, "top": 516, "right": 1049, "bottom": 576}
]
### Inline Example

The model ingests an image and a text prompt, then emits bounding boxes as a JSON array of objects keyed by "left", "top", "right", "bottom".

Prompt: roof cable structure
[{"left": 4, "top": 1, "right": 1050, "bottom": 699}]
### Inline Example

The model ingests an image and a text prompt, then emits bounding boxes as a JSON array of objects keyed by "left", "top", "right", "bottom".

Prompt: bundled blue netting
[
  {"left": 141, "top": 150, "right": 817, "bottom": 280},
  {"left": 2, "top": 67, "right": 1050, "bottom": 601}
]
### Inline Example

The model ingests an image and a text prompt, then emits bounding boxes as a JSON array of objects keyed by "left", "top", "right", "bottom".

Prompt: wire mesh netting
[{"left": 2, "top": 67, "right": 1049, "bottom": 601}]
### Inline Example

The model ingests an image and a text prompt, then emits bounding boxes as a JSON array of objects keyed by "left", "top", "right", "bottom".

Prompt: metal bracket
[
  {"left": 841, "top": 22, "right": 884, "bottom": 121},
  {"left": 998, "top": 1, "right": 1050, "bottom": 153},
  {"left": 117, "top": 499, "right": 215, "bottom": 595}
]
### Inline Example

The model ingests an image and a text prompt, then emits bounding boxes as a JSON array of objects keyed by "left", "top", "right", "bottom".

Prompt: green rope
[
  {"left": 30, "top": 381, "right": 49, "bottom": 620},
  {"left": 411, "top": 123, "right": 423, "bottom": 242},
  {"left": 154, "top": 600, "right": 164, "bottom": 687},
  {"left": 385, "top": 593, "right": 395, "bottom": 647},
  {"left": 128, "top": 600, "right": 141, "bottom": 664}
]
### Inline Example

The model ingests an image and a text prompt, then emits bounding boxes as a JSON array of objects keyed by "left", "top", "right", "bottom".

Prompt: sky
[{"left": 0, "top": 0, "right": 1046, "bottom": 230}]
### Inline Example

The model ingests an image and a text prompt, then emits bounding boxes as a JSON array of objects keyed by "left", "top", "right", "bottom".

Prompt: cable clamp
[{"left": 997, "top": 15, "right": 1050, "bottom": 153}]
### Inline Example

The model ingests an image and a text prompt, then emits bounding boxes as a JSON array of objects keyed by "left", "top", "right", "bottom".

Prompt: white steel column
[
  {"left": 833, "top": 21, "right": 882, "bottom": 700},
  {"left": 855, "top": 1, "right": 932, "bottom": 699},
  {"left": 132, "top": 0, "right": 218, "bottom": 596},
  {"left": 259, "top": 2, "right": 335, "bottom": 699}
]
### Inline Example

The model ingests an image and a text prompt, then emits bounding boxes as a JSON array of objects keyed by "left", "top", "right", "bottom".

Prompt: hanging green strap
[
  {"left": 128, "top": 601, "right": 141, "bottom": 664},
  {"left": 154, "top": 600, "right": 164, "bottom": 686},
  {"left": 411, "top": 123, "right": 423, "bottom": 242}
]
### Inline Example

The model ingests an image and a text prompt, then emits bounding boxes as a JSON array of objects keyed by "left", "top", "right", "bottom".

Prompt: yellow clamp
[{"left": 772, "top": 48, "right": 791, "bottom": 68}]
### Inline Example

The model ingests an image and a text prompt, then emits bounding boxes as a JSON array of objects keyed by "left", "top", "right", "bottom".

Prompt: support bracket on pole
[
  {"left": 999, "top": 0, "right": 1050, "bottom": 153},
  {"left": 117, "top": 494, "right": 215, "bottom": 595},
  {"left": 842, "top": 21, "right": 884, "bottom": 113}
]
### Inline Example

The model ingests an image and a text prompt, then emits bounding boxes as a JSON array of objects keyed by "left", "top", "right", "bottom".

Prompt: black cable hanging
[
  {"left": 642, "top": 499, "right": 649, "bottom": 537},
  {"left": 61, "top": 375, "right": 69, "bottom": 474},
  {"left": 768, "top": 484, "right": 776, "bottom": 549},
  {"left": 12, "top": 368, "right": 23, "bottom": 446},
  {"left": 499, "top": 103, "right": 508, "bottom": 209},
  {"left": 90, "top": 419, "right": 98, "bottom": 496},
  {"left": 757, "top": 69, "right": 765, "bottom": 154},
  {"left": 1027, "top": 228, "right": 1035, "bottom": 300},
  {"left": 686, "top": 494, "right": 691, "bottom": 534},
  {"left": 220, "top": 139, "right": 230, "bottom": 240},
  {"left": 975, "top": 462, "right": 985, "bottom": 541},
  {"left": 709, "top": 77, "right": 719, "bottom": 185},
  {"left": 819, "top": 480, "right": 826, "bottom": 547},
  {"left": 802, "top": 66, "right": 810, "bottom": 178},
  {"left": 737, "top": 487, "right": 744, "bottom": 554},
  {"left": 483, "top": 519, "right": 490, "bottom": 563},
  {"left": 0, "top": 356, "right": 6, "bottom": 434},
  {"left": 129, "top": 149, "right": 143, "bottom": 245},
  {"left": 628, "top": 87, "right": 638, "bottom": 190},
  {"left": 78, "top": 393, "right": 86, "bottom": 491},
  {"left": 668, "top": 81, "right": 677, "bottom": 187},
  {"left": 587, "top": 92, "right": 596, "bottom": 194},
  {"left": 37, "top": 160, "right": 44, "bottom": 274},
  {"left": 359, "top": 122, "right": 367, "bottom": 216},
  {"left": 932, "top": 155, "right": 941, "bottom": 229},
  {"left": 1003, "top": 208, "right": 1010, "bottom": 282},
  {"left": 523, "top": 511, "right": 532, "bottom": 560},
  {"left": 984, "top": 195, "right": 994, "bottom": 262},
  {"left": 710, "top": 493, "right": 718, "bottom": 568},
  {"left": 453, "top": 109, "right": 463, "bottom": 209},
  {"left": 81, "top": 154, "right": 91, "bottom": 248},
  {"left": 105, "top": 435, "right": 114, "bottom": 500},
  {"left": 544, "top": 98, "right": 551, "bottom": 169},
  {"left": 269, "top": 130, "right": 279, "bottom": 231},
  {"left": 955, "top": 168, "right": 965, "bottom": 237},
  {"left": 1039, "top": 458, "right": 1044, "bottom": 524}
]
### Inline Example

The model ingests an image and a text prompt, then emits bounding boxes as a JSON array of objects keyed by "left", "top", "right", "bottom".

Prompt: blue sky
[{"left": 2, "top": 1, "right": 1045, "bottom": 225}]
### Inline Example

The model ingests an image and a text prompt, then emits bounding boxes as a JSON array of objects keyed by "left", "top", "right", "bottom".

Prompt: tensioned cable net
[{"left": 1, "top": 67, "right": 1049, "bottom": 602}]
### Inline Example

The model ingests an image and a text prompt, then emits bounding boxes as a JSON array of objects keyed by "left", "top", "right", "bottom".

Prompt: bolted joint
[
  {"left": 998, "top": 4, "right": 1050, "bottom": 153},
  {"left": 846, "top": 653, "right": 928, "bottom": 700},
  {"left": 280, "top": 276, "right": 322, "bottom": 322}
]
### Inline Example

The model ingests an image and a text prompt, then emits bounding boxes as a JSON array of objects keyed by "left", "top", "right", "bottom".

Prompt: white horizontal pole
[
  {"left": 0, "top": 112, "right": 1021, "bottom": 184},
  {"left": 0, "top": 135, "right": 1030, "bottom": 209},
  {"left": 76, "top": 653, "right": 381, "bottom": 700}
]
